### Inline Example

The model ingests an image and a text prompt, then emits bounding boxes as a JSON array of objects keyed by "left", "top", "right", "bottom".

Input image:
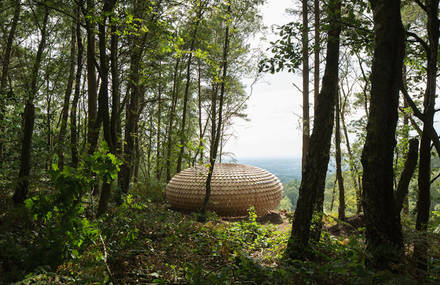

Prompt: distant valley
[{"left": 234, "top": 157, "right": 302, "bottom": 184}]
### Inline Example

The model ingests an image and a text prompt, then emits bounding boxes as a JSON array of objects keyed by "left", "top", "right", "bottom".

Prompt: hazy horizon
[{"left": 231, "top": 156, "right": 303, "bottom": 183}]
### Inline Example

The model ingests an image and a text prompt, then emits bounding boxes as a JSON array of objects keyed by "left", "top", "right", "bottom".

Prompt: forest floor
[{"left": 1, "top": 184, "right": 440, "bottom": 284}]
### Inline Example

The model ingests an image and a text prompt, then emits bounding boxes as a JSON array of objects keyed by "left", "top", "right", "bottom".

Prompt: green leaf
[{"left": 24, "top": 198, "right": 34, "bottom": 210}]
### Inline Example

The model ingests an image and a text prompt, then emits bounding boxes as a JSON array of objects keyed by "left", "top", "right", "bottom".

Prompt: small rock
[{"left": 257, "top": 211, "right": 283, "bottom": 224}]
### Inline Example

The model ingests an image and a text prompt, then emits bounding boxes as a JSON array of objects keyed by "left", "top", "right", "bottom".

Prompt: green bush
[{"left": 0, "top": 144, "right": 120, "bottom": 282}]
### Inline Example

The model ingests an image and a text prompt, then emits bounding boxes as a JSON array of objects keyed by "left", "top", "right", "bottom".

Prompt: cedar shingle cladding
[{"left": 166, "top": 163, "right": 283, "bottom": 216}]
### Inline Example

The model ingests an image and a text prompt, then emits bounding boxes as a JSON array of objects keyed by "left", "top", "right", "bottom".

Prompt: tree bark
[
  {"left": 395, "top": 138, "right": 418, "bottom": 215},
  {"left": 301, "top": 0, "right": 310, "bottom": 174},
  {"left": 57, "top": 21, "right": 76, "bottom": 170},
  {"left": 45, "top": 66, "right": 52, "bottom": 170},
  {"left": 119, "top": 8, "right": 147, "bottom": 194},
  {"left": 414, "top": 0, "right": 439, "bottom": 273},
  {"left": 0, "top": 0, "right": 21, "bottom": 166},
  {"left": 356, "top": 53, "right": 370, "bottom": 118},
  {"left": 340, "top": 90, "right": 362, "bottom": 214},
  {"left": 0, "top": 0, "right": 20, "bottom": 91},
  {"left": 360, "top": 0, "right": 405, "bottom": 270},
  {"left": 97, "top": 1, "right": 113, "bottom": 152},
  {"left": 335, "top": 92, "right": 345, "bottom": 221},
  {"left": 402, "top": 65, "right": 410, "bottom": 215},
  {"left": 110, "top": 7, "right": 121, "bottom": 159},
  {"left": 97, "top": 0, "right": 117, "bottom": 218},
  {"left": 166, "top": 58, "right": 181, "bottom": 182},
  {"left": 313, "top": 0, "right": 319, "bottom": 116},
  {"left": 133, "top": 121, "right": 141, "bottom": 183},
  {"left": 156, "top": 63, "right": 162, "bottom": 181},
  {"left": 13, "top": 7, "right": 49, "bottom": 204},
  {"left": 200, "top": 4, "right": 231, "bottom": 221},
  {"left": 70, "top": 5, "right": 83, "bottom": 168},
  {"left": 400, "top": 85, "right": 440, "bottom": 157},
  {"left": 330, "top": 176, "right": 337, "bottom": 212},
  {"left": 85, "top": 0, "right": 99, "bottom": 154},
  {"left": 147, "top": 110, "right": 154, "bottom": 179},
  {"left": 195, "top": 60, "right": 204, "bottom": 165},
  {"left": 110, "top": 14, "right": 123, "bottom": 204},
  {"left": 176, "top": 5, "right": 204, "bottom": 173},
  {"left": 286, "top": 0, "right": 341, "bottom": 259}
]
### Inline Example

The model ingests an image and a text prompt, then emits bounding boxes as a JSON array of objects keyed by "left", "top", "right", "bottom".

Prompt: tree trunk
[
  {"left": 200, "top": 4, "right": 231, "bottom": 221},
  {"left": 166, "top": 58, "right": 181, "bottom": 182},
  {"left": 0, "top": 0, "right": 20, "bottom": 166},
  {"left": 97, "top": 0, "right": 117, "bottom": 218},
  {"left": 402, "top": 65, "right": 410, "bottom": 215},
  {"left": 401, "top": 84, "right": 440, "bottom": 157},
  {"left": 340, "top": 90, "right": 362, "bottom": 214},
  {"left": 414, "top": 0, "right": 439, "bottom": 273},
  {"left": 356, "top": 53, "right": 369, "bottom": 118},
  {"left": 202, "top": 84, "right": 218, "bottom": 213},
  {"left": 97, "top": 3, "right": 113, "bottom": 152},
  {"left": 119, "top": 26, "right": 147, "bottom": 194},
  {"left": 360, "top": 0, "right": 405, "bottom": 270},
  {"left": 335, "top": 92, "right": 345, "bottom": 220},
  {"left": 110, "top": 24, "right": 123, "bottom": 204},
  {"left": 175, "top": 49, "right": 193, "bottom": 174},
  {"left": 45, "top": 67, "right": 52, "bottom": 170},
  {"left": 70, "top": 5, "right": 83, "bottom": 168},
  {"left": 156, "top": 63, "right": 162, "bottom": 181},
  {"left": 85, "top": 0, "right": 99, "bottom": 154},
  {"left": 13, "top": 7, "right": 49, "bottom": 204},
  {"left": 301, "top": 0, "right": 310, "bottom": 174},
  {"left": 330, "top": 176, "right": 337, "bottom": 212},
  {"left": 133, "top": 121, "right": 141, "bottom": 183},
  {"left": 313, "top": 0, "right": 319, "bottom": 116},
  {"left": 110, "top": 9, "right": 121, "bottom": 159},
  {"left": 13, "top": 103, "right": 35, "bottom": 204},
  {"left": 219, "top": 122, "right": 226, "bottom": 163},
  {"left": 147, "top": 111, "right": 153, "bottom": 179},
  {"left": 176, "top": 7, "right": 204, "bottom": 173},
  {"left": 286, "top": 0, "right": 341, "bottom": 259},
  {"left": 119, "top": 0, "right": 157, "bottom": 194},
  {"left": 395, "top": 138, "right": 418, "bottom": 215},
  {"left": 192, "top": 67, "right": 213, "bottom": 166},
  {"left": 0, "top": 0, "right": 20, "bottom": 91},
  {"left": 195, "top": 60, "right": 204, "bottom": 165},
  {"left": 57, "top": 21, "right": 76, "bottom": 170}
]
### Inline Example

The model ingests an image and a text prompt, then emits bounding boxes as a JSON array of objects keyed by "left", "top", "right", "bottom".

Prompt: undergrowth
[{"left": 1, "top": 183, "right": 439, "bottom": 284}]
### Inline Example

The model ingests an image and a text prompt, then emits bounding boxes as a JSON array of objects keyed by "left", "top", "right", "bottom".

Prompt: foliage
[
  {"left": 258, "top": 21, "right": 303, "bottom": 74},
  {"left": 284, "top": 179, "right": 300, "bottom": 209},
  {"left": 277, "top": 179, "right": 300, "bottom": 211},
  {"left": 8, "top": 192, "right": 439, "bottom": 284},
  {"left": 1, "top": 0, "right": 440, "bottom": 283},
  {"left": 0, "top": 145, "right": 120, "bottom": 282}
]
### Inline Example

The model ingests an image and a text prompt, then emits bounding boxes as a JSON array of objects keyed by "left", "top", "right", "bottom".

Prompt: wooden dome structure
[{"left": 166, "top": 163, "right": 283, "bottom": 216}]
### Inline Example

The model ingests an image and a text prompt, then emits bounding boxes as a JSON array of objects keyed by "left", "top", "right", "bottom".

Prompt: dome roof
[{"left": 166, "top": 163, "right": 283, "bottom": 216}]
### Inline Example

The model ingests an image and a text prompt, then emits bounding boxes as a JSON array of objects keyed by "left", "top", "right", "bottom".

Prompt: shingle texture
[{"left": 166, "top": 163, "right": 283, "bottom": 216}]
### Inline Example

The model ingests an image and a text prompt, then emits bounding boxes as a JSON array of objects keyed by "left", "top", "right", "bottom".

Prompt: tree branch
[
  {"left": 400, "top": 84, "right": 424, "bottom": 120},
  {"left": 34, "top": 1, "right": 87, "bottom": 29},
  {"left": 406, "top": 31, "right": 430, "bottom": 54},
  {"left": 399, "top": 92, "right": 440, "bottom": 157},
  {"left": 291, "top": 81, "right": 303, "bottom": 94},
  {"left": 395, "top": 138, "right": 419, "bottom": 215},
  {"left": 407, "top": 113, "right": 423, "bottom": 136},
  {"left": 413, "top": 0, "right": 427, "bottom": 12},
  {"left": 430, "top": 172, "right": 440, "bottom": 184}
]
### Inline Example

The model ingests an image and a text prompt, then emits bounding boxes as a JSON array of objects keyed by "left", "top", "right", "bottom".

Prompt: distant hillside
[{"left": 234, "top": 157, "right": 302, "bottom": 184}]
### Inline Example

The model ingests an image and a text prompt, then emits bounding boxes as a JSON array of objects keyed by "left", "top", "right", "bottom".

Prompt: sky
[{"left": 223, "top": 0, "right": 303, "bottom": 159}]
